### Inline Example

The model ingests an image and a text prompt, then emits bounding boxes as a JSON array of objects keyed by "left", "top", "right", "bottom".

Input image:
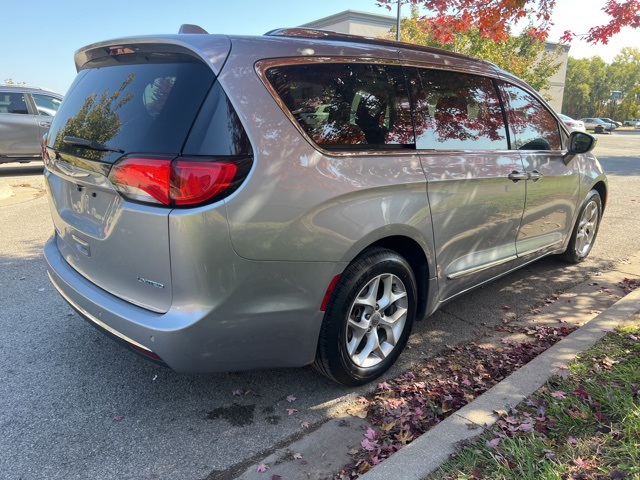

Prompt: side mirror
[{"left": 568, "top": 131, "right": 597, "bottom": 154}]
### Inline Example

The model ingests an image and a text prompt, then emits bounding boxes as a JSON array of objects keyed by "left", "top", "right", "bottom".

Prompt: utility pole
[{"left": 396, "top": 0, "right": 401, "bottom": 41}]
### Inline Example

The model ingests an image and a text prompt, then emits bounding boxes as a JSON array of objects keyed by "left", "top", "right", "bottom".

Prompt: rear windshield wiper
[{"left": 63, "top": 136, "right": 124, "bottom": 154}]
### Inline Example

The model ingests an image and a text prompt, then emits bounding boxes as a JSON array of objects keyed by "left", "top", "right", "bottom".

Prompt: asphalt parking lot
[{"left": 1, "top": 131, "right": 639, "bottom": 479}]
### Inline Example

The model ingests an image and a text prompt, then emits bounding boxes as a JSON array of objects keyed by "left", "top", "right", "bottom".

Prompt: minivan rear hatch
[{"left": 44, "top": 38, "right": 230, "bottom": 312}]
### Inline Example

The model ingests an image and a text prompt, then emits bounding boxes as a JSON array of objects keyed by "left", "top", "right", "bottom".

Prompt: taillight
[
  {"left": 41, "top": 135, "right": 49, "bottom": 161},
  {"left": 171, "top": 160, "right": 236, "bottom": 206},
  {"left": 108, "top": 156, "right": 251, "bottom": 207}
]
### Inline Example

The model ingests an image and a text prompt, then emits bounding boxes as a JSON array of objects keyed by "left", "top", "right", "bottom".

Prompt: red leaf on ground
[{"left": 486, "top": 438, "right": 501, "bottom": 447}]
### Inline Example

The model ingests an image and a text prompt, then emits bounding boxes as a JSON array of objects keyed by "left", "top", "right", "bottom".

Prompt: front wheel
[
  {"left": 313, "top": 248, "right": 417, "bottom": 386},
  {"left": 561, "top": 190, "right": 602, "bottom": 263}
]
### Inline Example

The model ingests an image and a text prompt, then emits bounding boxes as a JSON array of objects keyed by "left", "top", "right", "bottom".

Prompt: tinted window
[
  {"left": 48, "top": 54, "right": 215, "bottom": 162},
  {"left": 32, "top": 93, "right": 62, "bottom": 117},
  {"left": 183, "top": 81, "right": 253, "bottom": 156},
  {"left": 0, "top": 92, "right": 29, "bottom": 115},
  {"left": 266, "top": 63, "right": 414, "bottom": 149},
  {"left": 411, "top": 69, "right": 508, "bottom": 150},
  {"left": 500, "top": 83, "right": 562, "bottom": 150}
]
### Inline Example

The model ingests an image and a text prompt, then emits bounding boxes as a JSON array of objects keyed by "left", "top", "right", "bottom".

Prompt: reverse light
[{"left": 108, "top": 156, "right": 251, "bottom": 207}]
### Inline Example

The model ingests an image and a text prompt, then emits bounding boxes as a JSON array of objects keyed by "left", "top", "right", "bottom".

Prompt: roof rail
[
  {"left": 264, "top": 27, "right": 487, "bottom": 64},
  {"left": 179, "top": 24, "right": 208, "bottom": 34}
]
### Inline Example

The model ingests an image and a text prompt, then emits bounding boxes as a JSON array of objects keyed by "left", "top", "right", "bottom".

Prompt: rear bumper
[{"left": 45, "top": 235, "right": 344, "bottom": 372}]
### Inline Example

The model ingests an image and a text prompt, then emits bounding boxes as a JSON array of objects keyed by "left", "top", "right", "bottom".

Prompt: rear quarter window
[{"left": 265, "top": 63, "right": 415, "bottom": 150}]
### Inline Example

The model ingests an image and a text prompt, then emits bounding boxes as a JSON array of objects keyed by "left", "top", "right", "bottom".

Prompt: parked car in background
[
  {"left": 598, "top": 117, "right": 620, "bottom": 128},
  {"left": 558, "top": 114, "right": 586, "bottom": 132},
  {"left": 581, "top": 117, "right": 615, "bottom": 132},
  {"left": 0, "top": 85, "right": 63, "bottom": 163},
  {"left": 624, "top": 118, "right": 640, "bottom": 127},
  {"left": 43, "top": 26, "right": 607, "bottom": 386}
]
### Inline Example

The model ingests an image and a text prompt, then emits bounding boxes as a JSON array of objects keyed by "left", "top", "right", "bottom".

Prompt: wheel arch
[
  {"left": 361, "top": 235, "right": 432, "bottom": 321},
  {"left": 591, "top": 180, "right": 607, "bottom": 211}
]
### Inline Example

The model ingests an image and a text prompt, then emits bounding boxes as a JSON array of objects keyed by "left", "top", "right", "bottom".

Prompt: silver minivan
[
  {"left": 43, "top": 27, "right": 606, "bottom": 386},
  {"left": 0, "top": 85, "right": 63, "bottom": 163}
]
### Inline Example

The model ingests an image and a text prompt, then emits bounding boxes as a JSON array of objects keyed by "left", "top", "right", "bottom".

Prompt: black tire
[
  {"left": 313, "top": 248, "right": 417, "bottom": 386},
  {"left": 561, "top": 190, "right": 602, "bottom": 263}
]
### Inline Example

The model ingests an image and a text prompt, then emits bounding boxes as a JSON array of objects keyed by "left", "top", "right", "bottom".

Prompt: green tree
[
  {"left": 383, "top": 6, "right": 562, "bottom": 93},
  {"left": 610, "top": 47, "right": 640, "bottom": 120},
  {"left": 53, "top": 74, "right": 135, "bottom": 160},
  {"left": 562, "top": 50, "right": 639, "bottom": 120}
]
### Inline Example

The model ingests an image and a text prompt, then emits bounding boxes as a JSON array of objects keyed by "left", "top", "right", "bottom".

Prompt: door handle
[
  {"left": 529, "top": 170, "right": 542, "bottom": 182},
  {"left": 508, "top": 171, "right": 530, "bottom": 182},
  {"left": 39, "top": 121, "right": 51, "bottom": 127}
]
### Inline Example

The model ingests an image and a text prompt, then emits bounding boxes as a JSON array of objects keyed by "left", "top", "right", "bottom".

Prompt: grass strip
[{"left": 428, "top": 324, "right": 640, "bottom": 480}]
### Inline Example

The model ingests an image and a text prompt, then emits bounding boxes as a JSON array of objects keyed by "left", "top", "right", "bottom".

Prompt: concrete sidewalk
[
  {"left": 361, "top": 287, "right": 640, "bottom": 480},
  {"left": 235, "top": 255, "right": 640, "bottom": 480}
]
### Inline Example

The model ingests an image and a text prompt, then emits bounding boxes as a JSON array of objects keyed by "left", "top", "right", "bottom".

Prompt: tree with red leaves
[{"left": 376, "top": 0, "right": 639, "bottom": 44}]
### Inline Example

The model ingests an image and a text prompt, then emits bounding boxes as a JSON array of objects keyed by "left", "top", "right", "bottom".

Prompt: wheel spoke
[
  {"left": 354, "top": 276, "right": 381, "bottom": 308},
  {"left": 353, "top": 329, "right": 380, "bottom": 366},
  {"left": 345, "top": 271, "right": 409, "bottom": 368},
  {"left": 346, "top": 317, "right": 369, "bottom": 356},
  {"left": 575, "top": 200, "right": 599, "bottom": 256}
]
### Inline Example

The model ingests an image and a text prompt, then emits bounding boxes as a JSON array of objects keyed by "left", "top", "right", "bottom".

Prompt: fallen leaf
[
  {"left": 501, "top": 305, "right": 512, "bottom": 310},
  {"left": 300, "top": 422, "right": 310, "bottom": 429},
  {"left": 286, "top": 408, "right": 297, "bottom": 416},
  {"left": 256, "top": 463, "right": 269, "bottom": 472},
  {"left": 486, "top": 438, "right": 501, "bottom": 447},
  {"left": 286, "top": 395, "right": 297, "bottom": 403},
  {"left": 292, "top": 452, "right": 302, "bottom": 459},
  {"left": 346, "top": 404, "right": 368, "bottom": 419},
  {"left": 361, "top": 438, "right": 378, "bottom": 451},
  {"left": 551, "top": 391, "right": 567, "bottom": 399},
  {"left": 573, "top": 457, "right": 590, "bottom": 468},
  {"left": 381, "top": 420, "right": 397, "bottom": 432}
]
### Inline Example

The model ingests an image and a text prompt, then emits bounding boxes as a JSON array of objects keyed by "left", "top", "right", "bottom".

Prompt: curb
[{"left": 360, "top": 287, "right": 640, "bottom": 480}]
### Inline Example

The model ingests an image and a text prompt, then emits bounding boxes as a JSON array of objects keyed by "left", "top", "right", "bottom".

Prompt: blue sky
[{"left": 2, "top": 0, "right": 636, "bottom": 95}]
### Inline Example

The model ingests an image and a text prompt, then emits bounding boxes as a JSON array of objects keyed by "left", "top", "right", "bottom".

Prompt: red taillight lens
[
  {"left": 171, "top": 160, "right": 237, "bottom": 206},
  {"left": 109, "top": 156, "right": 249, "bottom": 207},
  {"left": 109, "top": 157, "right": 172, "bottom": 205},
  {"left": 41, "top": 135, "right": 49, "bottom": 162}
]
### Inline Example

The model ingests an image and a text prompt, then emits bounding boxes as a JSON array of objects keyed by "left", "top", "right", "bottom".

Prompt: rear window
[
  {"left": 48, "top": 53, "right": 215, "bottom": 162},
  {"left": 265, "top": 63, "right": 415, "bottom": 150}
]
